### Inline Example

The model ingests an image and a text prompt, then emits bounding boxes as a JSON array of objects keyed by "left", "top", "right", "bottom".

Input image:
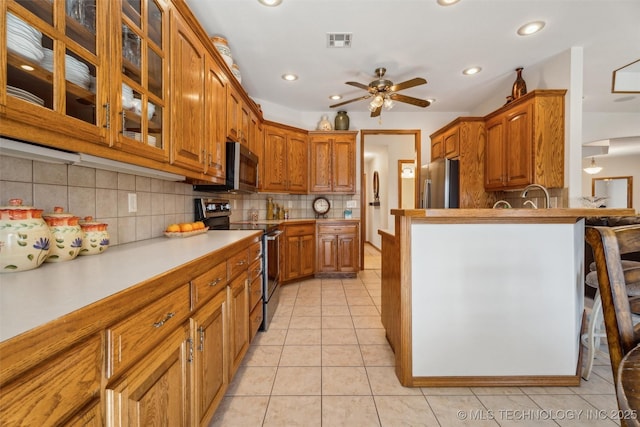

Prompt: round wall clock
[{"left": 312, "top": 196, "right": 330, "bottom": 218}]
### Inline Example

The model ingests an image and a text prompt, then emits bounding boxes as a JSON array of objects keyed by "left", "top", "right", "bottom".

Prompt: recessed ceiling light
[
  {"left": 437, "top": 0, "right": 460, "bottom": 5},
  {"left": 329, "top": 95, "right": 342, "bottom": 101},
  {"left": 517, "top": 21, "right": 545, "bottom": 36},
  {"left": 463, "top": 67, "right": 482, "bottom": 75},
  {"left": 282, "top": 73, "right": 298, "bottom": 81},
  {"left": 258, "top": 0, "right": 282, "bottom": 6}
]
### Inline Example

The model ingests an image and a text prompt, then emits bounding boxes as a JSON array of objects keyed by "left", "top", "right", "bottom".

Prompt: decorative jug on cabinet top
[{"left": 334, "top": 111, "right": 350, "bottom": 130}]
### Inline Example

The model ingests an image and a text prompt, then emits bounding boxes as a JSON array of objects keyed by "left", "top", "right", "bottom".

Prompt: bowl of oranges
[{"left": 164, "top": 221, "right": 208, "bottom": 238}]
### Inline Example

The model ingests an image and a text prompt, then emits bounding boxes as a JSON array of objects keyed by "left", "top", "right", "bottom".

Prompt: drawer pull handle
[
  {"left": 208, "top": 277, "right": 224, "bottom": 287},
  {"left": 236, "top": 260, "right": 247, "bottom": 266},
  {"left": 153, "top": 312, "right": 175, "bottom": 328}
]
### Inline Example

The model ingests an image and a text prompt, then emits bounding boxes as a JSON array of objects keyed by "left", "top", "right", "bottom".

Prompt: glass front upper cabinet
[
  {"left": 4, "top": 1, "right": 105, "bottom": 142},
  {"left": 117, "top": 0, "right": 167, "bottom": 157}
]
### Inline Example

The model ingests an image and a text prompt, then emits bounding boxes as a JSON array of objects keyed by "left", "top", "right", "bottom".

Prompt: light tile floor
[{"left": 211, "top": 268, "right": 623, "bottom": 427}]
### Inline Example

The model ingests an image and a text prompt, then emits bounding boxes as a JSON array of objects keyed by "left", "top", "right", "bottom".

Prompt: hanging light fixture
[{"left": 583, "top": 157, "right": 603, "bottom": 174}]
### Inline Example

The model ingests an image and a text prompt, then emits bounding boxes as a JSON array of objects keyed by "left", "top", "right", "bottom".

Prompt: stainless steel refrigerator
[{"left": 423, "top": 158, "right": 460, "bottom": 208}]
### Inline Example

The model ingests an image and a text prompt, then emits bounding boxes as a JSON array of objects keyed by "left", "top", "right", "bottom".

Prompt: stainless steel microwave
[{"left": 193, "top": 142, "right": 259, "bottom": 193}]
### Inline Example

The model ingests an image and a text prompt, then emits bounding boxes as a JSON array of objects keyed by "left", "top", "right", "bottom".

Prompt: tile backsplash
[{"left": 1, "top": 155, "right": 362, "bottom": 248}]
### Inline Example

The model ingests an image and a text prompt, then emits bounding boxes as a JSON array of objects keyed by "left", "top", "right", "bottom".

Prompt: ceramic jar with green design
[
  {"left": 79, "top": 216, "right": 109, "bottom": 256},
  {"left": 43, "top": 207, "right": 83, "bottom": 263},
  {"left": 0, "top": 199, "right": 52, "bottom": 273}
]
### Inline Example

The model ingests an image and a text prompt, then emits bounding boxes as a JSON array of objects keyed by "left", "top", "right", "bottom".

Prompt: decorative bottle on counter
[
  {"left": 334, "top": 110, "right": 349, "bottom": 130},
  {"left": 511, "top": 67, "right": 527, "bottom": 100},
  {"left": 266, "top": 197, "right": 274, "bottom": 220}
]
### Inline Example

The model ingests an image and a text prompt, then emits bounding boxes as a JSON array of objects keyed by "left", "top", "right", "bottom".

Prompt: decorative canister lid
[
  {"left": 79, "top": 216, "right": 108, "bottom": 232},
  {"left": 0, "top": 199, "right": 44, "bottom": 220},
  {"left": 43, "top": 207, "right": 80, "bottom": 226}
]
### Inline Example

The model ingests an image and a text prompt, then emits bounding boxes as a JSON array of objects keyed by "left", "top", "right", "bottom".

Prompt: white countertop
[{"left": 0, "top": 230, "right": 260, "bottom": 342}]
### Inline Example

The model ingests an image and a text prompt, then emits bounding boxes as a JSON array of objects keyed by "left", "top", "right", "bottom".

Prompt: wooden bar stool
[
  {"left": 581, "top": 260, "right": 640, "bottom": 380},
  {"left": 585, "top": 225, "right": 640, "bottom": 427}
]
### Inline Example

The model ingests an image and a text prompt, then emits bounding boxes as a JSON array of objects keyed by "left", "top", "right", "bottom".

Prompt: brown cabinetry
[
  {"left": 170, "top": 11, "right": 206, "bottom": 172},
  {"left": 316, "top": 221, "right": 360, "bottom": 277},
  {"left": 282, "top": 222, "right": 316, "bottom": 283},
  {"left": 483, "top": 90, "right": 566, "bottom": 190},
  {"left": 226, "top": 85, "right": 250, "bottom": 146},
  {"left": 0, "top": 334, "right": 102, "bottom": 426},
  {"left": 262, "top": 122, "right": 308, "bottom": 193},
  {"left": 0, "top": 234, "right": 261, "bottom": 427},
  {"left": 430, "top": 118, "right": 493, "bottom": 208},
  {"left": 309, "top": 131, "right": 357, "bottom": 193},
  {"left": 228, "top": 272, "right": 249, "bottom": 377},
  {"left": 191, "top": 287, "right": 228, "bottom": 425},
  {"left": 106, "top": 322, "right": 192, "bottom": 426}
]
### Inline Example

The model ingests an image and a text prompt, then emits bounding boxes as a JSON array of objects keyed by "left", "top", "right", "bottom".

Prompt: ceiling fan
[{"left": 330, "top": 67, "right": 430, "bottom": 117}]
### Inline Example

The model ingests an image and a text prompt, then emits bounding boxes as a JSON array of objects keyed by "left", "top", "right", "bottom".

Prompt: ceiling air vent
[{"left": 327, "top": 33, "right": 352, "bottom": 48}]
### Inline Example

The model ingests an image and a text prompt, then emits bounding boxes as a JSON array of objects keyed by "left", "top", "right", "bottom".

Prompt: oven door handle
[{"left": 266, "top": 230, "right": 283, "bottom": 240}]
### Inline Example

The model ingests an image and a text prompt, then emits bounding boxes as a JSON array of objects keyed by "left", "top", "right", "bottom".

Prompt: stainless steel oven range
[{"left": 194, "top": 198, "right": 282, "bottom": 331}]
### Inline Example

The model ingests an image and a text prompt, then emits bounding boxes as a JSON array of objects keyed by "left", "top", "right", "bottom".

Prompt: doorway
[{"left": 360, "top": 130, "right": 421, "bottom": 269}]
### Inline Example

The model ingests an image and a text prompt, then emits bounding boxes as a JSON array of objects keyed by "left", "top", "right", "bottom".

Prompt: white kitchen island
[{"left": 379, "top": 208, "right": 636, "bottom": 387}]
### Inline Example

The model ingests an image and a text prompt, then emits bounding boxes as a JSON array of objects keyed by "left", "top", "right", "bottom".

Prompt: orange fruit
[
  {"left": 179, "top": 223, "right": 193, "bottom": 232},
  {"left": 194, "top": 221, "right": 205, "bottom": 230},
  {"left": 166, "top": 223, "right": 180, "bottom": 232}
]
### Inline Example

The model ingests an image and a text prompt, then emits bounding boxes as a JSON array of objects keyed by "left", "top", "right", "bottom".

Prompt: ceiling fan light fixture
[
  {"left": 369, "top": 94, "right": 384, "bottom": 109},
  {"left": 257, "top": 0, "right": 283, "bottom": 6},
  {"left": 583, "top": 157, "right": 603, "bottom": 175},
  {"left": 383, "top": 97, "right": 395, "bottom": 110},
  {"left": 463, "top": 66, "right": 482, "bottom": 75},
  {"left": 517, "top": 21, "right": 545, "bottom": 36},
  {"left": 281, "top": 73, "right": 298, "bottom": 81}
]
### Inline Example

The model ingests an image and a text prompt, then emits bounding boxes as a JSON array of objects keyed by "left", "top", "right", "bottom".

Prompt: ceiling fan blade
[
  {"left": 389, "top": 93, "right": 431, "bottom": 108},
  {"left": 345, "top": 81, "right": 371, "bottom": 91},
  {"left": 388, "top": 77, "right": 427, "bottom": 92},
  {"left": 330, "top": 94, "right": 371, "bottom": 108},
  {"left": 370, "top": 105, "right": 382, "bottom": 117}
]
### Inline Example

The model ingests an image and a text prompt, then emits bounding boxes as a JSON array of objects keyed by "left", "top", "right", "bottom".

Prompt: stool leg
[{"left": 582, "top": 290, "right": 603, "bottom": 380}]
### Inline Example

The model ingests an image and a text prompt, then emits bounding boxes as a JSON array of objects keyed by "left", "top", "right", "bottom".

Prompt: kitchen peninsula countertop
[
  {"left": 0, "top": 230, "right": 261, "bottom": 342},
  {"left": 380, "top": 207, "right": 636, "bottom": 387}
]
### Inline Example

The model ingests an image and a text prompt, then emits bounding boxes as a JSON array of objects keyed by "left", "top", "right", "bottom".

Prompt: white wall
[{"left": 580, "top": 154, "right": 640, "bottom": 211}]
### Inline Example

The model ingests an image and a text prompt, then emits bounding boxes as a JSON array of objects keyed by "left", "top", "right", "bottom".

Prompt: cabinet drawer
[
  {"left": 249, "top": 241, "right": 262, "bottom": 262},
  {"left": 0, "top": 334, "right": 102, "bottom": 426},
  {"left": 108, "top": 284, "right": 190, "bottom": 377},
  {"left": 249, "top": 272, "right": 263, "bottom": 310},
  {"left": 317, "top": 224, "right": 358, "bottom": 235},
  {"left": 249, "top": 303, "right": 263, "bottom": 342},
  {"left": 286, "top": 224, "right": 315, "bottom": 237},
  {"left": 192, "top": 261, "right": 228, "bottom": 307},
  {"left": 229, "top": 248, "right": 250, "bottom": 279},
  {"left": 249, "top": 257, "right": 262, "bottom": 283}
]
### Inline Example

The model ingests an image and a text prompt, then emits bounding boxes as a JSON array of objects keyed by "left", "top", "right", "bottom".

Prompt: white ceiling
[{"left": 184, "top": 0, "right": 640, "bottom": 117}]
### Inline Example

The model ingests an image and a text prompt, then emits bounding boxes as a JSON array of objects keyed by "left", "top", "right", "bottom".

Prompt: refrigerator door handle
[{"left": 425, "top": 179, "right": 432, "bottom": 209}]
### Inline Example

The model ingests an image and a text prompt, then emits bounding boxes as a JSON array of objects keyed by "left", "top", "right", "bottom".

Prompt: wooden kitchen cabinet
[
  {"left": 430, "top": 117, "right": 494, "bottom": 208},
  {"left": 483, "top": 90, "right": 566, "bottom": 191},
  {"left": 228, "top": 272, "right": 250, "bottom": 378},
  {"left": 430, "top": 134, "right": 444, "bottom": 161},
  {"left": 262, "top": 122, "right": 308, "bottom": 193},
  {"left": 106, "top": 322, "right": 192, "bottom": 426},
  {"left": 227, "top": 85, "right": 250, "bottom": 146},
  {"left": 282, "top": 222, "right": 316, "bottom": 283},
  {"left": 170, "top": 10, "right": 206, "bottom": 173},
  {"left": 309, "top": 131, "right": 357, "bottom": 193},
  {"left": 203, "top": 55, "right": 228, "bottom": 182},
  {"left": 114, "top": 0, "right": 169, "bottom": 162},
  {"left": 316, "top": 221, "right": 360, "bottom": 277},
  {"left": 0, "top": 334, "right": 102, "bottom": 426},
  {"left": 191, "top": 287, "right": 228, "bottom": 426},
  {"left": 3, "top": 1, "right": 108, "bottom": 145}
]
